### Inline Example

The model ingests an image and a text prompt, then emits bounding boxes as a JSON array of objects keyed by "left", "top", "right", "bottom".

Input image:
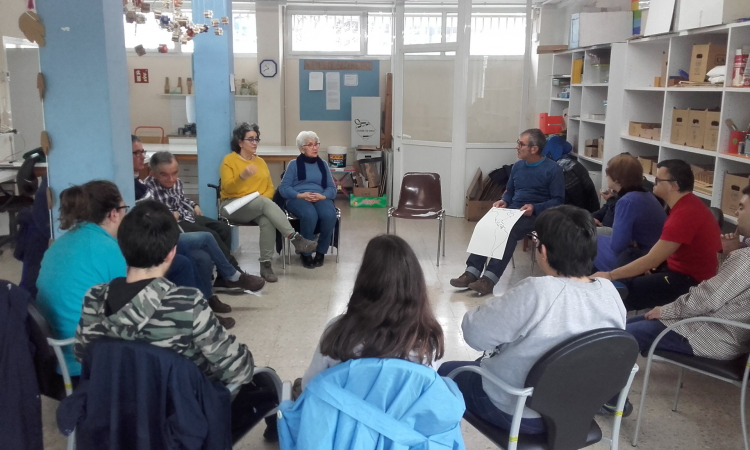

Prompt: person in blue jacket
[
  {"left": 279, "top": 131, "right": 338, "bottom": 268},
  {"left": 593, "top": 153, "right": 666, "bottom": 272}
]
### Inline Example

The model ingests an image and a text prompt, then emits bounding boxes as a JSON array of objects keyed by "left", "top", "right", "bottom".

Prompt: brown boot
[
  {"left": 450, "top": 271, "right": 478, "bottom": 288},
  {"left": 260, "top": 261, "right": 278, "bottom": 282},
  {"left": 468, "top": 276, "right": 495, "bottom": 295},
  {"left": 208, "top": 295, "right": 232, "bottom": 313},
  {"left": 225, "top": 272, "right": 265, "bottom": 291},
  {"left": 216, "top": 316, "right": 236, "bottom": 330}
]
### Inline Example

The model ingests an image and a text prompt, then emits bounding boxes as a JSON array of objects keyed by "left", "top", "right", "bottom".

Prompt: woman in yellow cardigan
[{"left": 220, "top": 123, "right": 316, "bottom": 282}]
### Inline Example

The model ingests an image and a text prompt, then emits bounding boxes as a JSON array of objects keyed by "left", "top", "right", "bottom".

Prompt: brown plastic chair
[{"left": 387, "top": 172, "right": 445, "bottom": 266}]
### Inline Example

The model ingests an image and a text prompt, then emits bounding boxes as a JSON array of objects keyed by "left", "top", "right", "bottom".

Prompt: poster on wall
[
  {"left": 326, "top": 72, "right": 341, "bottom": 110},
  {"left": 134, "top": 69, "right": 149, "bottom": 83}
]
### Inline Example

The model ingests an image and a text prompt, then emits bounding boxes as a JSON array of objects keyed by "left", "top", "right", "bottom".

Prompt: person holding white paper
[
  {"left": 220, "top": 123, "right": 317, "bottom": 282},
  {"left": 450, "top": 129, "right": 565, "bottom": 295}
]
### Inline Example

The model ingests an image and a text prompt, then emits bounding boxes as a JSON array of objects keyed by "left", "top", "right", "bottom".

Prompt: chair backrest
[
  {"left": 26, "top": 302, "right": 67, "bottom": 400},
  {"left": 709, "top": 206, "right": 724, "bottom": 229},
  {"left": 16, "top": 155, "right": 39, "bottom": 196},
  {"left": 525, "top": 328, "right": 638, "bottom": 450},
  {"left": 397, "top": 172, "right": 442, "bottom": 211}
]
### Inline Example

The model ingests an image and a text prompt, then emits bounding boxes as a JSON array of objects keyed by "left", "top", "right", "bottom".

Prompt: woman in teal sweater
[{"left": 36, "top": 181, "right": 129, "bottom": 377}]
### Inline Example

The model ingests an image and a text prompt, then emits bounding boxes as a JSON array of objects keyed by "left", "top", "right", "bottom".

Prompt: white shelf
[
  {"left": 624, "top": 87, "right": 665, "bottom": 91},
  {"left": 725, "top": 87, "right": 750, "bottom": 93},
  {"left": 580, "top": 118, "right": 606, "bottom": 125},
  {"left": 569, "top": 117, "right": 581, "bottom": 121},
  {"left": 717, "top": 152, "right": 750, "bottom": 164},
  {"left": 552, "top": 74, "right": 572, "bottom": 78},
  {"left": 621, "top": 134, "right": 660, "bottom": 146},
  {"left": 660, "top": 142, "right": 718, "bottom": 157},
  {"left": 551, "top": 97, "right": 570, "bottom": 102},
  {"left": 571, "top": 152, "right": 603, "bottom": 164},
  {"left": 693, "top": 190, "right": 713, "bottom": 200},
  {"left": 724, "top": 214, "right": 738, "bottom": 225},
  {"left": 665, "top": 86, "right": 723, "bottom": 92},
  {"left": 582, "top": 83, "right": 609, "bottom": 87}
]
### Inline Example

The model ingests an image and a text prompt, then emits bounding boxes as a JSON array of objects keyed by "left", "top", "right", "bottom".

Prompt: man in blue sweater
[{"left": 451, "top": 129, "right": 565, "bottom": 295}]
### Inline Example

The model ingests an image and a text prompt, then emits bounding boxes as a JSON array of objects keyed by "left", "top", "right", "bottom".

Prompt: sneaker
[
  {"left": 598, "top": 399, "right": 633, "bottom": 418},
  {"left": 468, "top": 276, "right": 495, "bottom": 295},
  {"left": 216, "top": 316, "right": 236, "bottom": 330},
  {"left": 225, "top": 272, "right": 265, "bottom": 292},
  {"left": 313, "top": 253, "right": 325, "bottom": 267},
  {"left": 301, "top": 254, "right": 316, "bottom": 269},
  {"left": 450, "top": 271, "right": 478, "bottom": 288},
  {"left": 260, "top": 261, "right": 278, "bottom": 283},
  {"left": 208, "top": 295, "right": 232, "bottom": 313},
  {"left": 290, "top": 232, "right": 317, "bottom": 254}
]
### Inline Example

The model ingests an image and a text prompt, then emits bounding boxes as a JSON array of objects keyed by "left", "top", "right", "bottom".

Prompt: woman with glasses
[
  {"left": 279, "top": 131, "right": 337, "bottom": 268},
  {"left": 220, "top": 123, "right": 317, "bottom": 282}
]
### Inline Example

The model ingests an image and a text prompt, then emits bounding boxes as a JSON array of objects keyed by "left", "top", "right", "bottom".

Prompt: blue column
[
  {"left": 192, "top": 0, "right": 235, "bottom": 218},
  {"left": 36, "top": 0, "right": 134, "bottom": 236}
]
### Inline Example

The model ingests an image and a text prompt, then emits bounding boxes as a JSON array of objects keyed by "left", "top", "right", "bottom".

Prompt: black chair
[
  {"left": 709, "top": 206, "right": 725, "bottom": 229},
  {"left": 0, "top": 156, "right": 38, "bottom": 253},
  {"left": 632, "top": 317, "right": 750, "bottom": 450},
  {"left": 448, "top": 328, "right": 640, "bottom": 450}
]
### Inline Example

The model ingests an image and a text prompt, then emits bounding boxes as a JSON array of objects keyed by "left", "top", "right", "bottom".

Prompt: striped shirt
[
  {"left": 660, "top": 247, "right": 750, "bottom": 360},
  {"left": 143, "top": 176, "right": 197, "bottom": 223}
]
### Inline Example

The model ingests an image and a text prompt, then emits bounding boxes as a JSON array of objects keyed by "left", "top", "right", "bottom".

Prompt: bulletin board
[{"left": 299, "top": 59, "right": 380, "bottom": 121}]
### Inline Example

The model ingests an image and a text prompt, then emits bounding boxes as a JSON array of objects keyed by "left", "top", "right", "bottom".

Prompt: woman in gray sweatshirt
[{"left": 438, "top": 205, "right": 626, "bottom": 434}]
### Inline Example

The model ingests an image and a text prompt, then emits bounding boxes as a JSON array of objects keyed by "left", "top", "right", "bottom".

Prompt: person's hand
[
  {"left": 721, "top": 231, "right": 742, "bottom": 254},
  {"left": 594, "top": 218, "right": 603, "bottom": 227},
  {"left": 520, "top": 204, "right": 534, "bottom": 217},
  {"left": 240, "top": 164, "right": 257, "bottom": 180},
  {"left": 600, "top": 189, "right": 614, "bottom": 201},
  {"left": 493, "top": 200, "right": 507, "bottom": 208},
  {"left": 591, "top": 271, "right": 610, "bottom": 280},
  {"left": 172, "top": 211, "right": 180, "bottom": 221},
  {"left": 193, "top": 205, "right": 202, "bottom": 216},
  {"left": 644, "top": 307, "right": 662, "bottom": 320},
  {"left": 312, "top": 193, "right": 326, "bottom": 201},
  {"left": 298, "top": 192, "right": 317, "bottom": 202}
]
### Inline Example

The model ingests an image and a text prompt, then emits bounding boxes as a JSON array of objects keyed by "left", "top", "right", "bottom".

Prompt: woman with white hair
[
  {"left": 219, "top": 123, "right": 317, "bottom": 282},
  {"left": 279, "top": 131, "right": 337, "bottom": 268}
]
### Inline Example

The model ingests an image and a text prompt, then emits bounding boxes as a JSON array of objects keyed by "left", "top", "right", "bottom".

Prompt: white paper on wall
[{"left": 309, "top": 72, "right": 323, "bottom": 90}]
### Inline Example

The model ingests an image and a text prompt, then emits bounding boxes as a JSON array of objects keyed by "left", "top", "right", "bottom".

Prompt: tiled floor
[{"left": 1, "top": 200, "right": 746, "bottom": 449}]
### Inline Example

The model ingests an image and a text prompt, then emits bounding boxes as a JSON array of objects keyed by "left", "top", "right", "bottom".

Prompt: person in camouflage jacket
[{"left": 75, "top": 277, "right": 254, "bottom": 386}]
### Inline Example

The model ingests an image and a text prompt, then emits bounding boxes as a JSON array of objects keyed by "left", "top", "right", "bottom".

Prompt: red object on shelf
[
  {"left": 728, "top": 131, "right": 747, "bottom": 154},
  {"left": 539, "top": 113, "right": 564, "bottom": 134}
]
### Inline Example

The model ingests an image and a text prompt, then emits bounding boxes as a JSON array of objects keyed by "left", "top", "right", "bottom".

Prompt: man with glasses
[
  {"left": 593, "top": 159, "right": 722, "bottom": 311},
  {"left": 451, "top": 128, "right": 565, "bottom": 295}
]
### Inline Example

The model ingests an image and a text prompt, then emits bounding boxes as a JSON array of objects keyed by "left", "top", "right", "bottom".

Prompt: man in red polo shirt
[{"left": 592, "top": 159, "right": 722, "bottom": 311}]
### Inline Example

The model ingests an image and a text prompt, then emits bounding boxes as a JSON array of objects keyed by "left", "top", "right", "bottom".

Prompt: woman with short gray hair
[{"left": 279, "top": 131, "right": 337, "bottom": 268}]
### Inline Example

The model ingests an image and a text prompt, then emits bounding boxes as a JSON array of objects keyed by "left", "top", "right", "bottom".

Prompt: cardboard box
[
  {"left": 689, "top": 44, "right": 727, "bottom": 83},
  {"left": 721, "top": 173, "right": 750, "bottom": 216},
  {"left": 584, "top": 139, "right": 603, "bottom": 158},
  {"left": 670, "top": 109, "right": 690, "bottom": 145},
  {"left": 465, "top": 169, "right": 495, "bottom": 221},
  {"left": 572, "top": 59, "right": 583, "bottom": 84},
  {"left": 629, "top": 122, "right": 662, "bottom": 140},
  {"left": 637, "top": 156, "right": 658, "bottom": 175},
  {"left": 352, "top": 187, "right": 380, "bottom": 197},
  {"left": 350, "top": 195, "right": 387, "bottom": 208},
  {"left": 703, "top": 110, "right": 721, "bottom": 151},
  {"left": 687, "top": 109, "right": 708, "bottom": 148}
]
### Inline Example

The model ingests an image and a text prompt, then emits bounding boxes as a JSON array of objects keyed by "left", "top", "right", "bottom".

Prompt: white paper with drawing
[
  {"left": 223, "top": 192, "right": 260, "bottom": 215},
  {"left": 466, "top": 208, "right": 524, "bottom": 259}
]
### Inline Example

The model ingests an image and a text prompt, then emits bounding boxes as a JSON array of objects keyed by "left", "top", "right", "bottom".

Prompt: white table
[
  {"left": 0, "top": 170, "right": 16, "bottom": 184},
  {"left": 142, "top": 143, "right": 301, "bottom": 165}
]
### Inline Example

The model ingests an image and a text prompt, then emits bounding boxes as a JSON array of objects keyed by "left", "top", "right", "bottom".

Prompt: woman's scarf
[{"left": 296, "top": 154, "right": 328, "bottom": 189}]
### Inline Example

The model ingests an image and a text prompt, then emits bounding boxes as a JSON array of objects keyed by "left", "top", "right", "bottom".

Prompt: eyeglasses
[
  {"left": 516, "top": 140, "right": 530, "bottom": 148},
  {"left": 116, "top": 205, "right": 130, "bottom": 213},
  {"left": 243, "top": 138, "right": 261, "bottom": 143},
  {"left": 529, "top": 231, "right": 541, "bottom": 250},
  {"left": 653, "top": 177, "right": 675, "bottom": 184},
  {"left": 303, "top": 142, "right": 321, "bottom": 148},
  {"left": 132, "top": 150, "right": 146, "bottom": 156}
]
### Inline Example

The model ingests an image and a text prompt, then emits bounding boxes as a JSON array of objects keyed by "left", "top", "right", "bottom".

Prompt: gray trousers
[{"left": 221, "top": 196, "right": 295, "bottom": 262}]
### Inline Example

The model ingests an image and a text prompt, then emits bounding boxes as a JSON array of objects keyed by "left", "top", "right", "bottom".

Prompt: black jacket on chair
[
  {"left": 0, "top": 280, "right": 43, "bottom": 450},
  {"left": 58, "top": 339, "right": 233, "bottom": 450}
]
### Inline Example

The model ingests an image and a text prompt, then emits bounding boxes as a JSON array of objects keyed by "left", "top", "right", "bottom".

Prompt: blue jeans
[
  {"left": 466, "top": 216, "right": 535, "bottom": 284},
  {"left": 179, "top": 232, "right": 237, "bottom": 280},
  {"left": 168, "top": 249, "right": 206, "bottom": 298},
  {"left": 438, "top": 360, "right": 546, "bottom": 435},
  {"left": 285, "top": 198, "right": 337, "bottom": 256},
  {"left": 626, "top": 315, "right": 694, "bottom": 356}
]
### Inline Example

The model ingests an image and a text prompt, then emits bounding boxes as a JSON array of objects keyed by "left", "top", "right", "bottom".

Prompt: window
[
  {"left": 447, "top": 14, "right": 526, "bottom": 56},
  {"left": 290, "top": 14, "right": 361, "bottom": 53},
  {"left": 403, "top": 14, "right": 442, "bottom": 45},
  {"left": 181, "top": 12, "right": 257, "bottom": 54},
  {"left": 123, "top": 13, "right": 175, "bottom": 51},
  {"left": 367, "top": 13, "right": 391, "bottom": 55}
]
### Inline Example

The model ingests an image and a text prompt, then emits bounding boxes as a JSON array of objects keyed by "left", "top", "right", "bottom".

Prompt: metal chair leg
[
  {"left": 741, "top": 367, "right": 750, "bottom": 450},
  {"left": 282, "top": 238, "right": 287, "bottom": 270},
  {"left": 336, "top": 212, "right": 341, "bottom": 263},
  {"left": 437, "top": 215, "right": 443, "bottom": 267},
  {"left": 512, "top": 256, "right": 515, "bottom": 269},
  {"left": 672, "top": 367, "right": 685, "bottom": 412},
  {"left": 442, "top": 213, "right": 446, "bottom": 257},
  {"left": 632, "top": 353, "right": 657, "bottom": 447}
]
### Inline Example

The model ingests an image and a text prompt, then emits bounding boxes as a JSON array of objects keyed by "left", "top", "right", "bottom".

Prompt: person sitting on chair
[
  {"left": 300, "top": 234, "right": 444, "bottom": 391},
  {"left": 279, "top": 131, "right": 337, "bottom": 269},
  {"left": 543, "top": 135, "right": 599, "bottom": 213},
  {"left": 592, "top": 159, "right": 722, "bottom": 311},
  {"left": 75, "top": 200, "right": 280, "bottom": 442},
  {"left": 593, "top": 154, "right": 666, "bottom": 272},
  {"left": 439, "top": 205, "right": 626, "bottom": 434},
  {"left": 450, "top": 128, "right": 565, "bottom": 295},
  {"left": 219, "top": 123, "right": 317, "bottom": 282}
]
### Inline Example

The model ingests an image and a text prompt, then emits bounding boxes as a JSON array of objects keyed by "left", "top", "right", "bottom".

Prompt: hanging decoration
[{"left": 123, "top": 0, "right": 228, "bottom": 54}]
